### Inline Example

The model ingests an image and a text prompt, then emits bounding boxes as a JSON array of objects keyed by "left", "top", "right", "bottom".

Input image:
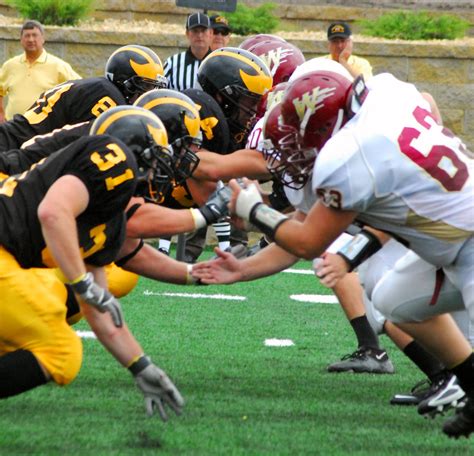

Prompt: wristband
[
  {"left": 337, "top": 229, "right": 382, "bottom": 272},
  {"left": 190, "top": 208, "right": 207, "bottom": 230},
  {"left": 249, "top": 203, "right": 289, "bottom": 240},
  {"left": 68, "top": 272, "right": 93, "bottom": 295},
  {"left": 127, "top": 354, "right": 150, "bottom": 376}
]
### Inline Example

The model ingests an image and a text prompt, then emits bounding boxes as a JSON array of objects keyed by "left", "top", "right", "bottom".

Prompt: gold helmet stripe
[
  {"left": 94, "top": 108, "right": 169, "bottom": 146},
  {"left": 110, "top": 45, "right": 164, "bottom": 78},
  {"left": 140, "top": 96, "right": 201, "bottom": 138},
  {"left": 140, "top": 97, "right": 200, "bottom": 121},
  {"left": 203, "top": 50, "right": 272, "bottom": 95}
]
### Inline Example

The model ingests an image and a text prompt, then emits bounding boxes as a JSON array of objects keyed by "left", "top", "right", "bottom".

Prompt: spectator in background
[
  {"left": 164, "top": 12, "right": 212, "bottom": 92},
  {"left": 325, "top": 21, "right": 372, "bottom": 80},
  {"left": 210, "top": 14, "right": 232, "bottom": 51},
  {"left": 0, "top": 20, "right": 80, "bottom": 122}
]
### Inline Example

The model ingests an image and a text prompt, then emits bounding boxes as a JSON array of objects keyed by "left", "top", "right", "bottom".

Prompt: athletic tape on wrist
[
  {"left": 337, "top": 229, "right": 382, "bottom": 272},
  {"left": 249, "top": 203, "right": 289, "bottom": 240},
  {"left": 190, "top": 208, "right": 207, "bottom": 230}
]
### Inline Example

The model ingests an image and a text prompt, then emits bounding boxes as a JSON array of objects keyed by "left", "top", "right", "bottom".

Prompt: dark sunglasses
[{"left": 213, "top": 29, "right": 230, "bottom": 36}]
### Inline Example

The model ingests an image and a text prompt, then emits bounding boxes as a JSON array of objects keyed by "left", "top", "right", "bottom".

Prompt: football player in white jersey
[{"left": 194, "top": 67, "right": 474, "bottom": 438}]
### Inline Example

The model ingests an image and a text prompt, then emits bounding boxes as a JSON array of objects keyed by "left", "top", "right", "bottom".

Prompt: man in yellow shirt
[
  {"left": 325, "top": 21, "right": 373, "bottom": 80},
  {"left": 0, "top": 20, "right": 81, "bottom": 122}
]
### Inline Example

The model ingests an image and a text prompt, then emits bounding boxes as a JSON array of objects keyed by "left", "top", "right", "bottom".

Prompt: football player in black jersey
[
  {"left": 0, "top": 106, "right": 186, "bottom": 420},
  {"left": 0, "top": 45, "right": 167, "bottom": 152}
]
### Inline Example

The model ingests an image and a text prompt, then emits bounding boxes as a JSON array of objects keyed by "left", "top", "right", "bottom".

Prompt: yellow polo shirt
[
  {"left": 0, "top": 49, "right": 81, "bottom": 119},
  {"left": 325, "top": 54, "right": 373, "bottom": 80}
]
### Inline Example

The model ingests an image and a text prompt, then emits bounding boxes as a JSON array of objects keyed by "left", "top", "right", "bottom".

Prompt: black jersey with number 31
[{"left": 0, "top": 135, "right": 137, "bottom": 268}]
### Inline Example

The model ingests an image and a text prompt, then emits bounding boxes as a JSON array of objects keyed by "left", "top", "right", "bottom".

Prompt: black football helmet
[
  {"left": 89, "top": 105, "right": 174, "bottom": 202},
  {"left": 105, "top": 45, "right": 167, "bottom": 103},
  {"left": 134, "top": 89, "right": 202, "bottom": 184},
  {"left": 197, "top": 47, "right": 273, "bottom": 141}
]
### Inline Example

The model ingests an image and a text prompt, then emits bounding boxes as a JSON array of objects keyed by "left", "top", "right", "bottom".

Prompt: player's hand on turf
[
  {"left": 134, "top": 362, "right": 184, "bottom": 420},
  {"left": 192, "top": 247, "right": 244, "bottom": 284},
  {"left": 313, "top": 253, "right": 349, "bottom": 288},
  {"left": 70, "top": 272, "right": 123, "bottom": 327}
]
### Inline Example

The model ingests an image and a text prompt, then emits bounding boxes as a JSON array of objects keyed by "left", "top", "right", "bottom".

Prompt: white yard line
[
  {"left": 76, "top": 330, "right": 97, "bottom": 339},
  {"left": 283, "top": 268, "right": 314, "bottom": 275},
  {"left": 264, "top": 338, "right": 295, "bottom": 347},
  {"left": 290, "top": 294, "right": 339, "bottom": 304},
  {"left": 143, "top": 290, "right": 247, "bottom": 301}
]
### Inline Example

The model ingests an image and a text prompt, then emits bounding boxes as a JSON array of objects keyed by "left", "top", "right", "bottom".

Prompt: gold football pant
[
  {"left": 0, "top": 247, "right": 82, "bottom": 386},
  {"left": 0, "top": 248, "right": 139, "bottom": 386}
]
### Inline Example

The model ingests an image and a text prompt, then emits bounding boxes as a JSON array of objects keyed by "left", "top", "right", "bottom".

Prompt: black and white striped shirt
[{"left": 164, "top": 48, "right": 211, "bottom": 92}]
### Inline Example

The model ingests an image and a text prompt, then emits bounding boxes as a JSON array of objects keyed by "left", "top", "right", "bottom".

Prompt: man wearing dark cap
[
  {"left": 160, "top": 12, "right": 213, "bottom": 255},
  {"left": 163, "top": 12, "right": 212, "bottom": 92},
  {"left": 325, "top": 21, "right": 372, "bottom": 80},
  {"left": 210, "top": 14, "right": 232, "bottom": 51}
]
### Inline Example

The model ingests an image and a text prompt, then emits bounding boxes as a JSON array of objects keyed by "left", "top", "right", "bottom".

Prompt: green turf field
[{"left": 0, "top": 253, "right": 472, "bottom": 455}]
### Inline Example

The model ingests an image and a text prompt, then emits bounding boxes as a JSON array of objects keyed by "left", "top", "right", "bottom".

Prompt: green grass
[{"left": 0, "top": 251, "right": 472, "bottom": 455}]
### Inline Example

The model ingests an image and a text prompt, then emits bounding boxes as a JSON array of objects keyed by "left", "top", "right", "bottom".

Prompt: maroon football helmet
[
  {"left": 270, "top": 70, "right": 353, "bottom": 188},
  {"left": 262, "top": 101, "right": 311, "bottom": 189},
  {"left": 247, "top": 40, "right": 305, "bottom": 86},
  {"left": 255, "top": 81, "right": 288, "bottom": 122},
  {"left": 239, "top": 34, "right": 287, "bottom": 51},
  {"left": 281, "top": 70, "right": 352, "bottom": 151}
]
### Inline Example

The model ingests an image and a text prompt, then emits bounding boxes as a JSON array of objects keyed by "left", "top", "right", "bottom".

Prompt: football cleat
[
  {"left": 327, "top": 346, "right": 395, "bottom": 374},
  {"left": 442, "top": 395, "right": 474, "bottom": 439},
  {"left": 417, "top": 372, "right": 465, "bottom": 418},
  {"left": 390, "top": 378, "right": 432, "bottom": 406}
]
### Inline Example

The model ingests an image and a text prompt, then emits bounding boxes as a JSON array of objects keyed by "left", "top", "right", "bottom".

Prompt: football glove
[
  {"left": 69, "top": 272, "right": 123, "bottom": 327},
  {"left": 192, "top": 181, "right": 232, "bottom": 228},
  {"left": 130, "top": 356, "right": 184, "bottom": 420}
]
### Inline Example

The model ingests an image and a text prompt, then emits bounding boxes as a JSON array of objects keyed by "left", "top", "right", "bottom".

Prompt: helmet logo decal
[
  {"left": 266, "top": 90, "right": 285, "bottom": 112},
  {"left": 200, "top": 116, "right": 219, "bottom": 140},
  {"left": 184, "top": 114, "right": 200, "bottom": 138},
  {"left": 240, "top": 69, "right": 272, "bottom": 95},
  {"left": 292, "top": 86, "right": 336, "bottom": 135},
  {"left": 130, "top": 58, "right": 163, "bottom": 79},
  {"left": 261, "top": 47, "right": 293, "bottom": 78},
  {"left": 147, "top": 123, "right": 168, "bottom": 146}
]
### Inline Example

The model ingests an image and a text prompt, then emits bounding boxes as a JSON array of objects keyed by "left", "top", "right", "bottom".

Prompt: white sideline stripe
[
  {"left": 290, "top": 294, "right": 339, "bottom": 304},
  {"left": 76, "top": 330, "right": 97, "bottom": 339},
  {"left": 144, "top": 290, "right": 247, "bottom": 301},
  {"left": 283, "top": 268, "right": 314, "bottom": 275},
  {"left": 265, "top": 338, "right": 295, "bottom": 347}
]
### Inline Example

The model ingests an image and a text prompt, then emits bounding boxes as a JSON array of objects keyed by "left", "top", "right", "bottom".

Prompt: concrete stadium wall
[
  {"left": 0, "top": 25, "right": 471, "bottom": 149},
  {"left": 0, "top": 1, "right": 473, "bottom": 34}
]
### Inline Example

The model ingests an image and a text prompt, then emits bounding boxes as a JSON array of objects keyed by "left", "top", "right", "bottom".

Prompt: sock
[
  {"left": 213, "top": 222, "right": 230, "bottom": 250},
  {"left": 403, "top": 340, "right": 445, "bottom": 381},
  {"left": 450, "top": 352, "right": 474, "bottom": 395},
  {"left": 0, "top": 350, "right": 48, "bottom": 398},
  {"left": 158, "top": 238, "right": 171, "bottom": 253},
  {"left": 350, "top": 315, "right": 380, "bottom": 349}
]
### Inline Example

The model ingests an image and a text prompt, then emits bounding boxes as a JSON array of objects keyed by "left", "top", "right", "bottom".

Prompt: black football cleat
[
  {"left": 442, "top": 395, "right": 474, "bottom": 439},
  {"left": 418, "top": 372, "right": 465, "bottom": 418},
  {"left": 327, "top": 346, "right": 394, "bottom": 374}
]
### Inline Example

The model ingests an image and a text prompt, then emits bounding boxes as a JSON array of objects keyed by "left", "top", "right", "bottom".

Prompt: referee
[{"left": 164, "top": 12, "right": 212, "bottom": 92}]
